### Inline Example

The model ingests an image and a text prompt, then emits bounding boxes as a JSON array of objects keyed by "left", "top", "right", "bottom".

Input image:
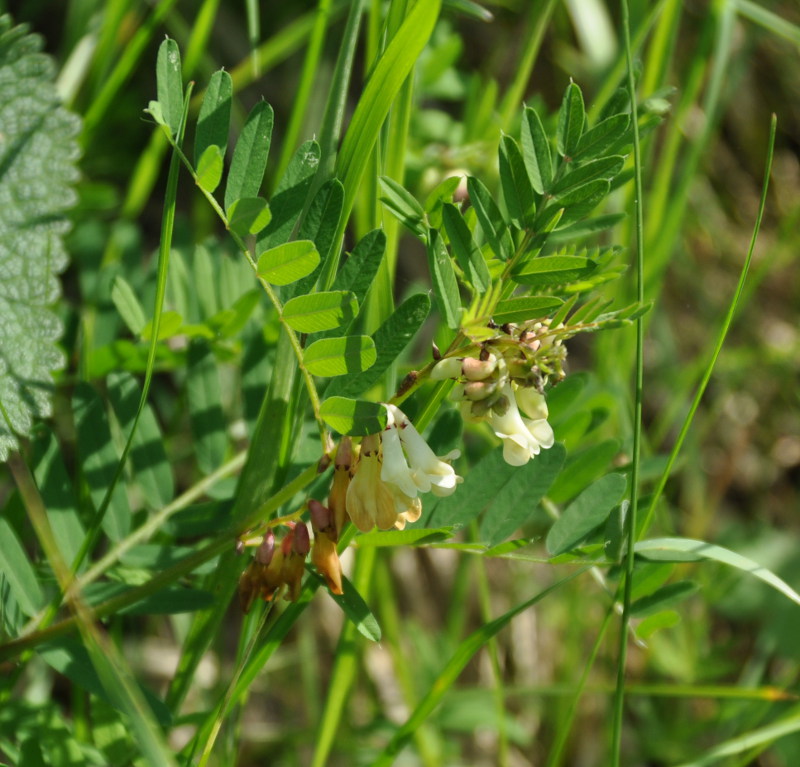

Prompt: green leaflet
[
  {"left": 379, "top": 175, "right": 427, "bottom": 239},
  {"left": 227, "top": 196, "right": 272, "bottom": 236},
  {"left": 441, "top": 202, "right": 490, "bottom": 292},
  {"left": 282, "top": 290, "right": 358, "bottom": 333},
  {"left": 186, "top": 341, "right": 227, "bottom": 475},
  {"left": 556, "top": 80, "right": 585, "bottom": 158},
  {"left": 320, "top": 396, "right": 388, "bottom": 436},
  {"left": 492, "top": 296, "right": 563, "bottom": 325},
  {"left": 326, "top": 294, "right": 431, "bottom": 398},
  {"left": 224, "top": 100, "right": 274, "bottom": 211},
  {"left": 111, "top": 275, "right": 147, "bottom": 335},
  {"left": 426, "top": 230, "right": 460, "bottom": 330},
  {"left": 308, "top": 571, "right": 381, "bottom": 642},
  {"left": 630, "top": 581, "right": 699, "bottom": 618},
  {"left": 195, "top": 145, "right": 224, "bottom": 193},
  {"left": 466, "top": 176, "right": 513, "bottom": 261},
  {"left": 512, "top": 255, "right": 598, "bottom": 287},
  {"left": 156, "top": 38, "right": 183, "bottom": 137},
  {"left": 499, "top": 134, "right": 535, "bottom": 228},
  {"left": 73, "top": 383, "right": 131, "bottom": 542},
  {"left": 546, "top": 473, "right": 628, "bottom": 555},
  {"left": 257, "top": 240, "right": 320, "bottom": 285},
  {"left": 0, "top": 516, "right": 45, "bottom": 618},
  {"left": 520, "top": 106, "right": 552, "bottom": 194},
  {"left": 194, "top": 68, "right": 232, "bottom": 166},
  {"left": 303, "top": 336, "right": 376, "bottom": 377}
]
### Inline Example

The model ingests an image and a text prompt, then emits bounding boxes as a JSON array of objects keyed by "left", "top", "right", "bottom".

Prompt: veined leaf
[
  {"left": 557, "top": 81, "right": 585, "bottom": 158},
  {"left": 550, "top": 156, "right": 625, "bottom": 200},
  {"left": 379, "top": 175, "right": 427, "bottom": 239},
  {"left": 521, "top": 106, "right": 553, "bottom": 194},
  {"left": 257, "top": 240, "right": 320, "bottom": 285},
  {"left": 194, "top": 69, "right": 232, "bottom": 166},
  {"left": 227, "top": 196, "right": 271, "bottom": 236},
  {"left": 493, "top": 296, "right": 563, "bottom": 324},
  {"left": 331, "top": 229, "right": 386, "bottom": 308},
  {"left": 467, "top": 176, "right": 514, "bottom": 261},
  {"left": 499, "top": 134, "right": 535, "bottom": 228},
  {"left": 427, "top": 230, "right": 461, "bottom": 330},
  {"left": 303, "top": 336, "right": 376, "bottom": 377},
  {"left": 309, "top": 571, "right": 381, "bottom": 641},
  {"left": 630, "top": 580, "right": 699, "bottom": 618},
  {"left": 196, "top": 144, "right": 224, "bottom": 193},
  {"left": 257, "top": 140, "right": 319, "bottom": 250},
  {"left": 282, "top": 290, "right": 358, "bottom": 333},
  {"left": 512, "top": 255, "right": 598, "bottom": 287},
  {"left": 355, "top": 528, "right": 455, "bottom": 547},
  {"left": 224, "top": 100, "right": 274, "bottom": 211},
  {"left": 573, "top": 113, "right": 629, "bottom": 161},
  {"left": 156, "top": 38, "right": 183, "bottom": 137},
  {"left": 186, "top": 341, "right": 227, "bottom": 474},
  {"left": 546, "top": 473, "right": 628, "bottom": 555},
  {"left": 0, "top": 19, "right": 80, "bottom": 461},
  {"left": 320, "top": 396, "right": 388, "bottom": 436},
  {"left": 441, "top": 203, "right": 490, "bottom": 292},
  {"left": 326, "top": 294, "right": 431, "bottom": 399}
]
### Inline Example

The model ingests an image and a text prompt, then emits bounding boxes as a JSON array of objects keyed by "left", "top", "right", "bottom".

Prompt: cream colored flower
[
  {"left": 488, "top": 382, "right": 554, "bottom": 466},
  {"left": 345, "top": 433, "right": 401, "bottom": 531},
  {"left": 385, "top": 404, "right": 462, "bottom": 497}
]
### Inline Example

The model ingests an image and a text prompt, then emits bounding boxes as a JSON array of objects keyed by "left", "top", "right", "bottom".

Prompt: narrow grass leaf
[
  {"left": 320, "top": 397, "right": 388, "bottom": 436},
  {"left": 73, "top": 383, "right": 131, "bottom": 541},
  {"left": 479, "top": 444, "right": 566, "bottom": 546},
  {"left": 635, "top": 538, "right": 800, "bottom": 607},
  {"left": 304, "top": 336, "right": 376, "bottom": 377},
  {"left": 427, "top": 230, "right": 460, "bottom": 329},
  {"left": 441, "top": 203, "right": 490, "bottom": 291},
  {"left": 326, "top": 294, "right": 431, "bottom": 398},
  {"left": 257, "top": 240, "right": 320, "bottom": 285},
  {"left": 493, "top": 296, "right": 563, "bottom": 324},
  {"left": 120, "top": 588, "right": 215, "bottom": 615},
  {"left": 282, "top": 290, "right": 358, "bottom": 333},
  {"left": 512, "top": 255, "right": 597, "bottom": 287},
  {"left": 0, "top": 517, "right": 44, "bottom": 618},
  {"left": 675, "top": 711, "right": 800, "bottom": 767},
  {"left": 467, "top": 176, "right": 514, "bottom": 261},
  {"left": 310, "top": 572, "right": 381, "bottom": 641},
  {"left": 186, "top": 341, "right": 227, "bottom": 474},
  {"left": 372, "top": 569, "right": 586, "bottom": 766},
  {"left": 520, "top": 106, "right": 552, "bottom": 193},
  {"left": 379, "top": 175, "right": 427, "bottom": 239},
  {"left": 106, "top": 372, "right": 174, "bottom": 509},
  {"left": 630, "top": 580, "right": 699, "bottom": 618},
  {"left": 499, "top": 134, "right": 535, "bottom": 228},
  {"left": 557, "top": 81, "right": 585, "bottom": 157},
  {"left": 194, "top": 69, "right": 232, "bottom": 165},
  {"left": 224, "top": 100, "right": 274, "bottom": 211},
  {"left": 111, "top": 276, "right": 147, "bottom": 335},
  {"left": 546, "top": 473, "right": 627, "bottom": 555},
  {"left": 156, "top": 38, "right": 182, "bottom": 136},
  {"left": 195, "top": 145, "right": 224, "bottom": 193},
  {"left": 227, "top": 196, "right": 272, "bottom": 236}
]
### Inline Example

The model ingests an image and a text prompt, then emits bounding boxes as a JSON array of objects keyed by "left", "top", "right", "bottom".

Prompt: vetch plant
[{"left": 0, "top": 6, "right": 796, "bottom": 767}]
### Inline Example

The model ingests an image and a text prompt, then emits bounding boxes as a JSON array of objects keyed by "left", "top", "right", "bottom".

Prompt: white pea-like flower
[{"left": 488, "top": 383, "right": 554, "bottom": 466}]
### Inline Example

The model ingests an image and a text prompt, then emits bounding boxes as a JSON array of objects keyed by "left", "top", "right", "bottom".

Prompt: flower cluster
[
  {"left": 238, "top": 406, "right": 461, "bottom": 607},
  {"left": 432, "top": 319, "right": 561, "bottom": 466}
]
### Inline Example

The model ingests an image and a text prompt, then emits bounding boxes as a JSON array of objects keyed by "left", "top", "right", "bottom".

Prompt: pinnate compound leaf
[
  {"left": 320, "top": 396, "right": 388, "bottom": 436},
  {"left": 0, "top": 18, "right": 81, "bottom": 461},
  {"left": 304, "top": 336, "right": 376, "bottom": 377},
  {"left": 282, "top": 291, "right": 358, "bottom": 333},
  {"left": 257, "top": 240, "right": 320, "bottom": 285}
]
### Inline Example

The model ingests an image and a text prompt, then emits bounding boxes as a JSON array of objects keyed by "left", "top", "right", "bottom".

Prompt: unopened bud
[
  {"left": 463, "top": 380, "right": 497, "bottom": 401},
  {"left": 335, "top": 437, "right": 352, "bottom": 470},
  {"left": 430, "top": 357, "right": 463, "bottom": 380},
  {"left": 255, "top": 531, "right": 275, "bottom": 565},
  {"left": 432, "top": 341, "right": 442, "bottom": 360},
  {"left": 309, "top": 499, "right": 333, "bottom": 533},
  {"left": 462, "top": 355, "right": 498, "bottom": 381},
  {"left": 293, "top": 523, "right": 310, "bottom": 556}
]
